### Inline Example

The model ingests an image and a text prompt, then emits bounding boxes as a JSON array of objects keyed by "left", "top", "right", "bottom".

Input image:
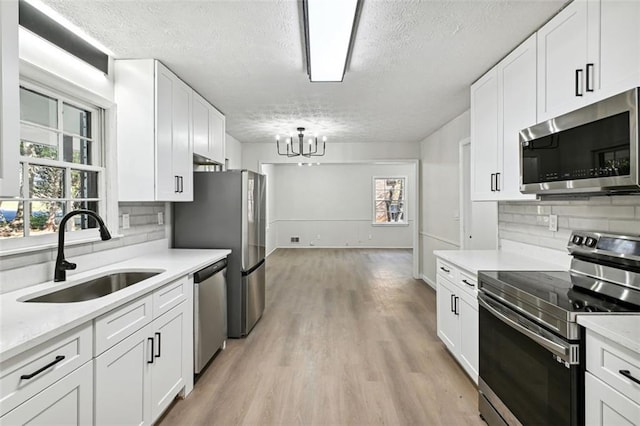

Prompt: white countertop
[
  {"left": 578, "top": 314, "right": 640, "bottom": 354},
  {"left": 0, "top": 248, "right": 230, "bottom": 362},
  {"left": 433, "top": 249, "right": 567, "bottom": 274}
]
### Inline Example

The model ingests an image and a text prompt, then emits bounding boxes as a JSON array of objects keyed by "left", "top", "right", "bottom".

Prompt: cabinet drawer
[
  {"left": 436, "top": 259, "right": 457, "bottom": 282},
  {"left": 585, "top": 372, "right": 640, "bottom": 426},
  {"left": 458, "top": 270, "right": 477, "bottom": 297},
  {"left": 0, "top": 323, "right": 92, "bottom": 416},
  {"left": 586, "top": 330, "right": 640, "bottom": 403},
  {"left": 0, "top": 360, "right": 93, "bottom": 425},
  {"left": 153, "top": 276, "right": 188, "bottom": 318},
  {"left": 95, "top": 294, "right": 153, "bottom": 355}
]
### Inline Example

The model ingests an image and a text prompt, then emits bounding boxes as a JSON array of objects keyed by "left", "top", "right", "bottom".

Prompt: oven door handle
[{"left": 478, "top": 294, "right": 571, "bottom": 361}]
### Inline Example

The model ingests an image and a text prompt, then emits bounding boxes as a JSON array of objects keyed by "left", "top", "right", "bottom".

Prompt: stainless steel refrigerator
[{"left": 173, "top": 170, "right": 266, "bottom": 338}]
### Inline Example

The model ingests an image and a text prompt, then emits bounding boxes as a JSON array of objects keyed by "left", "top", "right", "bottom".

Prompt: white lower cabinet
[
  {"left": 457, "top": 294, "right": 478, "bottom": 381},
  {"left": 1, "top": 274, "right": 193, "bottom": 426},
  {"left": 585, "top": 373, "right": 640, "bottom": 426},
  {"left": 435, "top": 259, "right": 479, "bottom": 384},
  {"left": 585, "top": 329, "right": 640, "bottom": 425},
  {"left": 0, "top": 361, "right": 93, "bottom": 426},
  {"left": 95, "top": 301, "right": 187, "bottom": 425}
]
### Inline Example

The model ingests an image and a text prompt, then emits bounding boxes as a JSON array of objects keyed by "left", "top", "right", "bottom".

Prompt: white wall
[
  {"left": 420, "top": 111, "right": 470, "bottom": 286},
  {"left": 242, "top": 141, "right": 420, "bottom": 173},
  {"left": 225, "top": 133, "right": 242, "bottom": 170},
  {"left": 270, "top": 163, "right": 415, "bottom": 249}
]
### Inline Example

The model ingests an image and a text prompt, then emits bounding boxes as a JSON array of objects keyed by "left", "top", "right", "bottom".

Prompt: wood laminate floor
[{"left": 159, "top": 248, "right": 483, "bottom": 425}]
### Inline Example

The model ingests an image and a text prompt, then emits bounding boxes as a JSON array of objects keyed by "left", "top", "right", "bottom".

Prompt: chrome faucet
[{"left": 54, "top": 209, "right": 112, "bottom": 282}]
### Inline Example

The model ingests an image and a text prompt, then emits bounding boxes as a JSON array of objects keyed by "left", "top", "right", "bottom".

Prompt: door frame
[{"left": 458, "top": 137, "right": 471, "bottom": 250}]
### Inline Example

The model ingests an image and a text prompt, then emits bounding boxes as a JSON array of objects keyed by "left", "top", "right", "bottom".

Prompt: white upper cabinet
[
  {"left": 471, "top": 34, "right": 537, "bottom": 201},
  {"left": 115, "top": 59, "right": 193, "bottom": 202},
  {"left": 209, "top": 105, "right": 226, "bottom": 165},
  {"left": 537, "top": 0, "right": 594, "bottom": 121},
  {"left": 192, "top": 91, "right": 226, "bottom": 165},
  {"left": 470, "top": 68, "right": 499, "bottom": 201},
  {"left": 537, "top": 0, "right": 639, "bottom": 121},
  {"left": 597, "top": 0, "right": 640, "bottom": 99},
  {"left": 192, "top": 92, "right": 210, "bottom": 160},
  {"left": 497, "top": 35, "right": 538, "bottom": 200},
  {"left": 0, "top": 0, "right": 20, "bottom": 198}
]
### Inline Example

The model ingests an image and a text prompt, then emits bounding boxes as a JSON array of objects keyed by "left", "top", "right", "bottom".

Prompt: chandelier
[{"left": 276, "top": 127, "right": 326, "bottom": 157}]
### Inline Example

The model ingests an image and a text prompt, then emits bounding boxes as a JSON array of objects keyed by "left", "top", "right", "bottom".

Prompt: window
[
  {"left": 373, "top": 177, "right": 407, "bottom": 225},
  {"left": 0, "top": 83, "right": 104, "bottom": 240}
]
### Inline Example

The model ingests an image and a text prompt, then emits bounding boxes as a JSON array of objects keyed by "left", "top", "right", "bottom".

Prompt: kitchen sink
[{"left": 23, "top": 271, "right": 162, "bottom": 303}]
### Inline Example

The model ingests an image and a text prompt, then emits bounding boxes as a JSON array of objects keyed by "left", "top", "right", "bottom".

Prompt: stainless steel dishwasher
[{"left": 194, "top": 258, "right": 227, "bottom": 374}]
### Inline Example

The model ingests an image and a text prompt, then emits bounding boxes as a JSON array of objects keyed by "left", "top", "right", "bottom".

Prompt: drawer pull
[
  {"left": 462, "top": 279, "right": 475, "bottom": 288},
  {"left": 20, "top": 355, "right": 65, "bottom": 380},
  {"left": 147, "top": 337, "right": 155, "bottom": 364},
  {"left": 440, "top": 267, "right": 450, "bottom": 273},
  {"left": 619, "top": 370, "right": 640, "bottom": 385},
  {"left": 155, "top": 332, "right": 161, "bottom": 358}
]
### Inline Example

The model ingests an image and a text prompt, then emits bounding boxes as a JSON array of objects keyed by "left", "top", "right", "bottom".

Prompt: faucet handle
[{"left": 60, "top": 260, "right": 77, "bottom": 271}]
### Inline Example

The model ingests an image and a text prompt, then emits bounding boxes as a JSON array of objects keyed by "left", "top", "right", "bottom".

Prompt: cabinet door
[
  {"left": 95, "top": 323, "right": 152, "bottom": 426},
  {"left": 155, "top": 62, "right": 192, "bottom": 202},
  {"left": 457, "top": 295, "right": 479, "bottom": 384},
  {"left": 497, "top": 34, "right": 537, "bottom": 200},
  {"left": 598, "top": 0, "right": 640, "bottom": 99},
  {"left": 537, "top": 0, "right": 591, "bottom": 121},
  {"left": 150, "top": 302, "right": 186, "bottom": 421},
  {"left": 585, "top": 372, "right": 640, "bottom": 426},
  {"left": 436, "top": 278, "right": 459, "bottom": 355},
  {"left": 192, "top": 91, "right": 211, "bottom": 159},
  {"left": 209, "top": 106, "right": 226, "bottom": 165},
  {"left": 0, "top": 361, "right": 93, "bottom": 426},
  {"left": 155, "top": 62, "right": 177, "bottom": 201},
  {"left": 0, "top": 0, "right": 20, "bottom": 197},
  {"left": 171, "top": 76, "right": 193, "bottom": 202},
  {"left": 470, "top": 67, "right": 499, "bottom": 201}
]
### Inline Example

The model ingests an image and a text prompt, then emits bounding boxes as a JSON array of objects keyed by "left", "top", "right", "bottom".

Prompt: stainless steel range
[{"left": 477, "top": 231, "right": 640, "bottom": 426}]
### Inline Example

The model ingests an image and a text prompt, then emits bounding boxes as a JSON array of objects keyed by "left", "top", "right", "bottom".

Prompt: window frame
[
  {"left": 372, "top": 176, "right": 409, "bottom": 226},
  {"left": 0, "top": 79, "right": 111, "bottom": 253}
]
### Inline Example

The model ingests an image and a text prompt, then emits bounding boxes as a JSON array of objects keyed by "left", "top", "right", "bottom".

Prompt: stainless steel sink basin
[{"left": 24, "top": 271, "right": 161, "bottom": 303}]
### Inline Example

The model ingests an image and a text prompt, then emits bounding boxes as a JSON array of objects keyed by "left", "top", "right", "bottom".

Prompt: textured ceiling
[{"left": 42, "top": 0, "right": 567, "bottom": 145}]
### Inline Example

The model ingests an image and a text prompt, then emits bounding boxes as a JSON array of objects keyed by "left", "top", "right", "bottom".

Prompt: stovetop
[{"left": 479, "top": 270, "right": 640, "bottom": 315}]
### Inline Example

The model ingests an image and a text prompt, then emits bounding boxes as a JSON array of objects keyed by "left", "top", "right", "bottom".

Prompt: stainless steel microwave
[{"left": 519, "top": 87, "right": 639, "bottom": 195}]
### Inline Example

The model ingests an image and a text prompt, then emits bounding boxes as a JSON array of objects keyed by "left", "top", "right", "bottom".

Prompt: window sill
[
  {"left": 371, "top": 222, "right": 410, "bottom": 227},
  {"left": 0, "top": 233, "right": 125, "bottom": 258}
]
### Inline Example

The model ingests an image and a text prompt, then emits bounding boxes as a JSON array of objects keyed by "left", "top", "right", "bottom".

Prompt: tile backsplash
[
  {"left": 499, "top": 195, "right": 640, "bottom": 252},
  {"left": 0, "top": 202, "right": 167, "bottom": 273}
]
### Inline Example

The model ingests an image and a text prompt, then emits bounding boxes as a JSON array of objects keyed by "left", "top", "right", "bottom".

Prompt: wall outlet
[
  {"left": 368, "top": 234, "right": 372, "bottom": 240},
  {"left": 290, "top": 237, "right": 300, "bottom": 243},
  {"left": 157, "top": 212, "right": 164, "bottom": 225},
  {"left": 122, "top": 213, "right": 130, "bottom": 230},
  {"left": 548, "top": 214, "right": 558, "bottom": 232}
]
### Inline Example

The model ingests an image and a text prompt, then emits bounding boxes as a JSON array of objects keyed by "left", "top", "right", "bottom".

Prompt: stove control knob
[
  {"left": 572, "top": 235, "right": 584, "bottom": 245},
  {"left": 585, "top": 237, "right": 597, "bottom": 248}
]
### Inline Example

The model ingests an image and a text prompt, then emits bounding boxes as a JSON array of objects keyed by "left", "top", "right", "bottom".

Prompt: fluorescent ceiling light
[
  {"left": 305, "top": 0, "right": 360, "bottom": 82},
  {"left": 23, "top": 0, "right": 114, "bottom": 56}
]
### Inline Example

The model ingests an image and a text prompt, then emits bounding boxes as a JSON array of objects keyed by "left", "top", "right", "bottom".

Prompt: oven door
[{"left": 478, "top": 294, "right": 582, "bottom": 426}]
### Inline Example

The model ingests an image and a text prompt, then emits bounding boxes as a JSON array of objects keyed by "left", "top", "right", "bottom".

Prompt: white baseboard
[
  {"left": 275, "top": 245, "right": 412, "bottom": 249},
  {"left": 421, "top": 274, "right": 436, "bottom": 290}
]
